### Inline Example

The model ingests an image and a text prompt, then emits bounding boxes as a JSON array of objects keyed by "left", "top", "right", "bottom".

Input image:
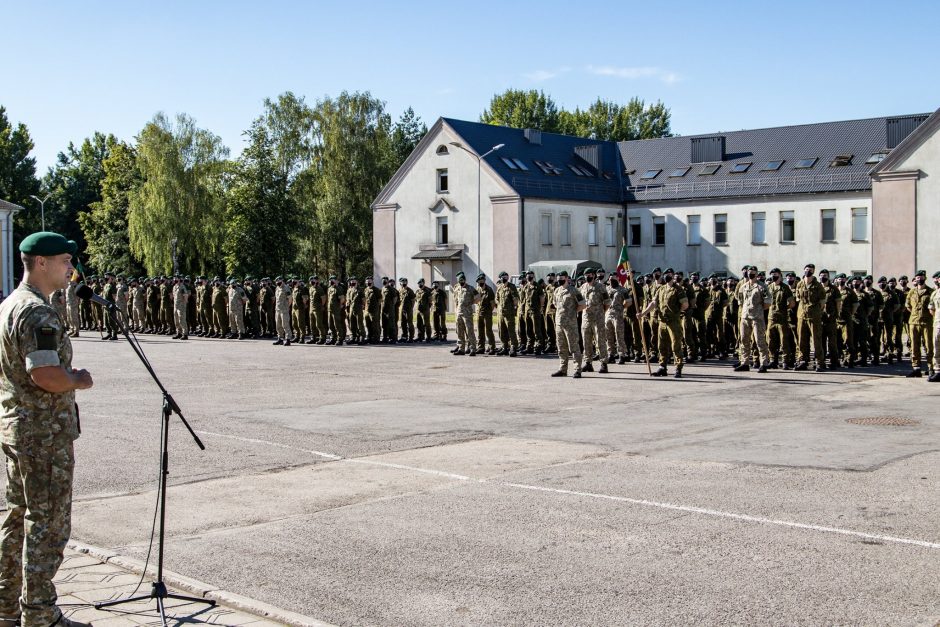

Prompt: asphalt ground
[{"left": 3, "top": 332, "right": 938, "bottom": 626}]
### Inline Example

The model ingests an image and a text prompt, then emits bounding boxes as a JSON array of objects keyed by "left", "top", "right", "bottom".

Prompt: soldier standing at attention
[
  {"left": 170, "top": 276, "right": 188, "bottom": 340},
  {"left": 794, "top": 264, "right": 827, "bottom": 372},
  {"left": 516, "top": 276, "right": 529, "bottom": 353},
  {"left": 398, "top": 278, "right": 415, "bottom": 342},
  {"left": 495, "top": 271, "right": 519, "bottom": 356},
  {"left": 580, "top": 268, "right": 611, "bottom": 374},
  {"left": 898, "top": 275, "right": 911, "bottom": 357},
  {"left": 863, "top": 275, "right": 884, "bottom": 365},
  {"left": 346, "top": 277, "right": 365, "bottom": 345},
  {"left": 475, "top": 274, "right": 496, "bottom": 355},
  {"left": 414, "top": 278, "right": 432, "bottom": 342},
  {"left": 210, "top": 278, "right": 227, "bottom": 338},
  {"left": 430, "top": 281, "right": 447, "bottom": 341},
  {"left": 905, "top": 270, "right": 934, "bottom": 378},
  {"left": 229, "top": 279, "right": 248, "bottom": 340},
  {"left": 327, "top": 276, "right": 347, "bottom": 346},
  {"left": 543, "top": 273, "right": 557, "bottom": 354},
  {"left": 851, "top": 276, "right": 872, "bottom": 367},
  {"left": 273, "top": 276, "right": 292, "bottom": 346},
  {"left": 65, "top": 279, "right": 80, "bottom": 337},
  {"left": 363, "top": 277, "right": 382, "bottom": 344},
  {"left": 0, "top": 232, "right": 94, "bottom": 627},
  {"left": 160, "top": 276, "right": 174, "bottom": 336},
  {"left": 380, "top": 278, "right": 396, "bottom": 343},
  {"left": 550, "top": 271, "right": 585, "bottom": 378},
  {"left": 308, "top": 277, "right": 327, "bottom": 344},
  {"left": 100, "top": 273, "right": 119, "bottom": 341},
  {"left": 819, "top": 270, "right": 842, "bottom": 369},
  {"left": 605, "top": 274, "right": 630, "bottom": 364},
  {"left": 880, "top": 277, "right": 900, "bottom": 364},
  {"left": 521, "top": 271, "right": 545, "bottom": 355},
  {"left": 452, "top": 272, "right": 479, "bottom": 356},
  {"left": 928, "top": 271, "right": 940, "bottom": 382},
  {"left": 638, "top": 269, "right": 688, "bottom": 377},
  {"left": 765, "top": 268, "right": 796, "bottom": 369},
  {"left": 291, "top": 278, "right": 309, "bottom": 342},
  {"left": 732, "top": 266, "right": 770, "bottom": 373}
]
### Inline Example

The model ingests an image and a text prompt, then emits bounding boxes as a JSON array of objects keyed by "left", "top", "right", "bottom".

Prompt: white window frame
[
  {"left": 560, "top": 214, "right": 571, "bottom": 246},
  {"left": 687, "top": 214, "right": 701, "bottom": 246},
  {"left": 780, "top": 210, "right": 795, "bottom": 243},
  {"left": 540, "top": 213, "right": 552, "bottom": 246},
  {"left": 652, "top": 216, "right": 666, "bottom": 247},
  {"left": 851, "top": 207, "right": 868, "bottom": 242},
  {"left": 436, "top": 168, "right": 449, "bottom": 193},
  {"left": 751, "top": 211, "right": 766, "bottom": 245},
  {"left": 436, "top": 216, "right": 448, "bottom": 245},
  {"left": 821, "top": 209, "right": 836, "bottom": 242},
  {"left": 628, "top": 217, "right": 641, "bottom": 247},
  {"left": 714, "top": 214, "right": 728, "bottom": 245},
  {"left": 588, "top": 216, "right": 598, "bottom": 246},
  {"left": 604, "top": 217, "right": 615, "bottom": 247}
]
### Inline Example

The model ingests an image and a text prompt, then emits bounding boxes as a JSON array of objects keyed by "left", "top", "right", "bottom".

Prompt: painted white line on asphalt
[
  {"left": 195, "top": 430, "right": 940, "bottom": 551},
  {"left": 197, "top": 430, "right": 472, "bottom": 481}
]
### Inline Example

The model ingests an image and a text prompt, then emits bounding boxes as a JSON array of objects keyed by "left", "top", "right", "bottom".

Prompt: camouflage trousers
[
  {"left": 604, "top": 312, "right": 627, "bottom": 358},
  {"left": 229, "top": 305, "right": 247, "bottom": 335},
  {"left": 455, "top": 310, "right": 476, "bottom": 351},
  {"left": 275, "top": 307, "right": 291, "bottom": 340},
  {"left": 555, "top": 318, "right": 582, "bottom": 375},
  {"left": 66, "top": 303, "right": 80, "bottom": 333},
  {"left": 581, "top": 311, "right": 607, "bottom": 366},
  {"left": 740, "top": 315, "right": 770, "bottom": 367},
  {"left": 498, "top": 311, "right": 518, "bottom": 351},
  {"left": 476, "top": 311, "right": 495, "bottom": 350},
  {"left": 797, "top": 315, "right": 825, "bottom": 366},
  {"left": 400, "top": 307, "right": 414, "bottom": 341},
  {"left": 933, "top": 323, "right": 940, "bottom": 371},
  {"left": 657, "top": 317, "right": 685, "bottom": 368},
  {"left": 0, "top": 441, "right": 74, "bottom": 626},
  {"left": 415, "top": 308, "right": 431, "bottom": 341},
  {"left": 174, "top": 304, "right": 188, "bottom": 337},
  {"left": 910, "top": 323, "right": 933, "bottom": 369}
]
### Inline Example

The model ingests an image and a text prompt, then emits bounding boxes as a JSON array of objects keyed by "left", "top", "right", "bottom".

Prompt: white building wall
[
  {"left": 625, "top": 193, "right": 872, "bottom": 276},
  {"left": 893, "top": 129, "right": 940, "bottom": 272},
  {"left": 380, "top": 124, "right": 513, "bottom": 282},
  {"left": 522, "top": 199, "right": 623, "bottom": 271}
]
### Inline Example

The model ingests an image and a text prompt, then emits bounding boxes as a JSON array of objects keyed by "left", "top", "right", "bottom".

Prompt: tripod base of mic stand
[{"left": 95, "top": 581, "right": 215, "bottom": 625}]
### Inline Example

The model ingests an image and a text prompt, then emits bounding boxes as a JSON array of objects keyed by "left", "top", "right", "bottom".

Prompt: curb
[{"left": 67, "top": 541, "right": 334, "bottom": 627}]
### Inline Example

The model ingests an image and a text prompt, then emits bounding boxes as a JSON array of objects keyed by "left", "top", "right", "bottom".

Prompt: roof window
[
  {"left": 730, "top": 162, "right": 752, "bottom": 174},
  {"left": 501, "top": 157, "right": 519, "bottom": 170},
  {"left": 640, "top": 169, "right": 661, "bottom": 180},
  {"left": 512, "top": 158, "right": 529, "bottom": 171},
  {"left": 535, "top": 160, "right": 563, "bottom": 176},
  {"left": 762, "top": 160, "right": 785, "bottom": 171},
  {"left": 698, "top": 164, "right": 720, "bottom": 176},
  {"left": 866, "top": 152, "right": 888, "bottom": 164},
  {"left": 794, "top": 158, "right": 818, "bottom": 169},
  {"left": 669, "top": 167, "right": 690, "bottom": 177},
  {"left": 829, "top": 154, "right": 853, "bottom": 167}
]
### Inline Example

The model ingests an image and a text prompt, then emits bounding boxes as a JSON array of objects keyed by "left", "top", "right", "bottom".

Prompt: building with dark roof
[
  {"left": 372, "top": 109, "right": 939, "bottom": 288},
  {"left": 0, "top": 199, "right": 23, "bottom": 297}
]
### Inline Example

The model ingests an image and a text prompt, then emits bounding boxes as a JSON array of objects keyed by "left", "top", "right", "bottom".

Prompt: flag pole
[{"left": 619, "top": 238, "right": 652, "bottom": 376}]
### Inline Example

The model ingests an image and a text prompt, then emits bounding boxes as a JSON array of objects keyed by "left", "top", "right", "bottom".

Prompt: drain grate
[{"left": 846, "top": 416, "right": 920, "bottom": 427}]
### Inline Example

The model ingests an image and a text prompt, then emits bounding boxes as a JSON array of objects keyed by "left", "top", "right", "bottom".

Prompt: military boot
[
  {"left": 927, "top": 372, "right": 940, "bottom": 382},
  {"left": 651, "top": 366, "right": 667, "bottom": 377},
  {"left": 905, "top": 368, "right": 922, "bottom": 378},
  {"left": 598, "top": 363, "right": 608, "bottom": 374},
  {"left": 581, "top": 362, "right": 594, "bottom": 373},
  {"left": 572, "top": 368, "right": 582, "bottom": 379},
  {"left": 617, "top": 356, "right": 627, "bottom": 365},
  {"left": 674, "top": 365, "right": 683, "bottom": 378},
  {"left": 733, "top": 363, "right": 750, "bottom": 372},
  {"left": 273, "top": 339, "right": 283, "bottom": 345},
  {"left": 550, "top": 370, "right": 567, "bottom": 377}
]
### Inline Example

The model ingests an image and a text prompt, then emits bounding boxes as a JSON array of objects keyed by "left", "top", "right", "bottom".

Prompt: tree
[
  {"left": 311, "top": 91, "right": 395, "bottom": 277},
  {"left": 0, "top": 107, "right": 41, "bottom": 279},
  {"left": 224, "top": 121, "right": 297, "bottom": 276},
  {"left": 40, "top": 133, "right": 116, "bottom": 263},
  {"left": 128, "top": 112, "right": 229, "bottom": 275},
  {"left": 391, "top": 107, "right": 428, "bottom": 165},
  {"left": 480, "top": 89, "right": 560, "bottom": 132},
  {"left": 79, "top": 141, "right": 144, "bottom": 274}
]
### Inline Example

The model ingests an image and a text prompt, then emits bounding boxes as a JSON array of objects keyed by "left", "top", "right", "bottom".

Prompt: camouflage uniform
[
  {"left": 453, "top": 279, "right": 478, "bottom": 354},
  {"left": 398, "top": 282, "right": 415, "bottom": 342},
  {"left": 739, "top": 280, "right": 771, "bottom": 369},
  {"left": 228, "top": 282, "right": 248, "bottom": 337},
  {"left": 65, "top": 283, "right": 81, "bottom": 336},
  {"left": 579, "top": 279, "right": 610, "bottom": 370},
  {"left": 795, "top": 276, "right": 827, "bottom": 369},
  {"left": 0, "top": 283, "right": 81, "bottom": 626},
  {"left": 363, "top": 281, "right": 382, "bottom": 344},
  {"left": 274, "top": 281, "right": 292, "bottom": 343},
  {"left": 172, "top": 280, "right": 189, "bottom": 339},
  {"left": 430, "top": 284, "right": 447, "bottom": 341},
  {"left": 605, "top": 281, "right": 630, "bottom": 361},
  {"left": 414, "top": 282, "right": 432, "bottom": 342},
  {"left": 552, "top": 280, "right": 584, "bottom": 377},
  {"left": 495, "top": 277, "right": 519, "bottom": 354}
]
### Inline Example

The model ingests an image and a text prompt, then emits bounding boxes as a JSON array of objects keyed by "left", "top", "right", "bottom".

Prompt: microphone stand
[{"left": 91, "top": 301, "right": 215, "bottom": 624}]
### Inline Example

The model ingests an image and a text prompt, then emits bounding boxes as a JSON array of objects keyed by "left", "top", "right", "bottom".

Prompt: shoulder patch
[{"left": 36, "top": 325, "right": 58, "bottom": 350}]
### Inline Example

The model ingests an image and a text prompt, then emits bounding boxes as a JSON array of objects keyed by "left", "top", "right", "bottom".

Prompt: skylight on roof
[
  {"left": 762, "top": 160, "right": 785, "bottom": 171},
  {"left": 568, "top": 165, "right": 583, "bottom": 176},
  {"left": 730, "top": 162, "right": 752, "bottom": 174},
  {"left": 794, "top": 158, "right": 818, "bottom": 169},
  {"left": 699, "top": 164, "right": 720, "bottom": 176},
  {"left": 669, "top": 167, "right": 690, "bottom": 178},
  {"left": 866, "top": 152, "right": 888, "bottom": 164},
  {"left": 512, "top": 158, "right": 529, "bottom": 171},
  {"left": 829, "top": 154, "right": 853, "bottom": 167},
  {"left": 502, "top": 157, "right": 518, "bottom": 170},
  {"left": 640, "top": 169, "right": 661, "bottom": 180}
]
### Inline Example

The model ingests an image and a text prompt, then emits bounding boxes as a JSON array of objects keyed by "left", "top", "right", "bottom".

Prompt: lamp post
[
  {"left": 30, "top": 194, "right": 51, "bottom": 231},
  {"left": 449, "top": 141, "right": 504, "bottom": 279}
]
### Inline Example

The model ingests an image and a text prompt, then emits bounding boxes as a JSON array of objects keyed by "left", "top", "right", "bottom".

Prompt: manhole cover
[{"left": 846, "top": 416, "right": 920, "bottom": 427}]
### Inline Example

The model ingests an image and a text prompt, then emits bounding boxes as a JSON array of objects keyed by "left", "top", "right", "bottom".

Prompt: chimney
[
  {"left": 886, "top": 115, "right": 929, "bottom": 149},
  {"left": 524, "top": 129, "right": 542, "bottom": 145},
  {"left": 690, "top": 136, "right": 725, "bottom": 163}
]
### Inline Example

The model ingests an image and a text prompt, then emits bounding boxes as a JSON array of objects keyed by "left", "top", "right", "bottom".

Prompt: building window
[
  {"left": 699, "top": 164, "right": 721, "bottom": 176},
  {"left": 670, "top": 167, "right": 691, "bottom": 177},
  {"left": 687, "top": 215, "right": 701, "bottom": 245},
  {"left": 852, "top": 207, "right": 868, "bottom": 241},
  {"left": 762, "top": 160, "right": 785, "bottom": 171},
  {"left": 714, "top": 214, "right": 728, "bottom": 245},
  {"left": 794, "top": 158, "right": 818, "bottom": 169},
  {"left": 641, "top": 169, "right": 661, "bottom": 180},
  {"left": 653, "top": 216, "right": 665, "bottom": 246},
  {"left": 829, "top": 154, "right": 853, "bottom": 167},
  {"left": 780, "top": 211, "right": 795, "bottom": 243},
  {"left": 436, "top": 169, "right": 449, "bottom": 193},
  {"left": 502, "top": 157, "right": 519, "bottom": 170},
  {"left": 628, "top": 217, "right": 641, "bottom": 246},
  {"left": 436, "top": 216, "right": 448, "bottom": 245},
  {"left": 752, "top": 212, "right": 766, "bottom": 244},
  {"left": 540, "top": 213, "right": 552, "bottom": 246},
  {"left": 588, "top": 216, "right": 598, "bottom": 246},
  {"left": 821, "top": 209, "right": 836, "bottom": 242},
  {"left": 560, "top": 214, "right": 571, "bottom": 246},
  {"left": 604, "top": 217, "right": 615, "bottom": 246},
  {"left": 436, "top": 145, "right": 449, "bottom": 155},
  {"left": 730, "top": 162, "right": 752, "bottom": 174}
]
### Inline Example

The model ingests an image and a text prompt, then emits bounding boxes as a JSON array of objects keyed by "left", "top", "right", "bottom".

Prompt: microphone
[{"left": 76, "top": 284, "right": 114, "bottom": 309}]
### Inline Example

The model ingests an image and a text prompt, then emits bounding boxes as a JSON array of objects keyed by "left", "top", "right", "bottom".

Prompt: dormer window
[{"left": 436, "top": 145, "right": 449, "bottom": 155}]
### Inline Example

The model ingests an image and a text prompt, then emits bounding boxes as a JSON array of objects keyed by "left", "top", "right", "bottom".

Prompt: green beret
[
  {"left": 498, "top": 271, "right": 509, "bottom": 278},
  {"left": 417, "top": 278, "right": 425, "bottom": 284},
  {"left": 899, "top": 275, "right": 908, "bottom": 281},
  {"left": 878, "top": 276, "right": 887, "bottom": 282},
  {"left": 805, "top": 263, "right": 815, "bottom": 269},
  {"left": 19, "top": 231, "right": 78, "bottom": 257},
  {"left": 329, "top": 275, "right": 337, "bottom": 280},
  {"left": 557, "top": 271, "right": 569, "bottom": 278},
  {"left": 456, "top": 272, "right": 465, "bottom": 279},
  {"left": 769, "top": 268, "right": 780, "bottom": 274},
  {"left": 835, "top": 273, "right": 847, "bottom": 279},
  {"left": 652, "top": 267, "right": 662, "bottom": 273},
  {"left": 476, "top": 274, "right": 485, "bottom": 281},
  {"left": 275, "top": 275, "right": 283, "bottom": 281},
  {"left": 915, "top": 270, "right": 926, "bottom": 277},
  {"left": 399, "top": 277, "right": 407, "bottom": 283},
  {"left": 365, "top": 276, "right": 373, "bottom": 280},
  {"left": 349, "top": 276, "right": 357, "bottom": 281},
  {"left": 864, "top": 275, "right": 873, "bottom": 281},
  {"left": 819, "top": 269, "right": 830, "bottom": 274},
  {"left": 308, "top": 276, "right": 316, "bottom": 281}
]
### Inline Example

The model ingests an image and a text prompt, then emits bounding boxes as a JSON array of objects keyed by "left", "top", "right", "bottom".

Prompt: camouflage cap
[{"left": 19, "top": 231, "right": 78, "bottom": 256}]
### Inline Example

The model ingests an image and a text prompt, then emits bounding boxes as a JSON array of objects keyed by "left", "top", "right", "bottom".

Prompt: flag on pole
[
  {"left": 71, "top": 259, "right": 85, "bottom": 283},
  {"left": 615, "top": 244, "right": 630, "bottom": 286}
]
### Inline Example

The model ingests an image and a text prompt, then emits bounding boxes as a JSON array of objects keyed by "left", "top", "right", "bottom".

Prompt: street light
[
  {"left": 30, "top": 194, "right": 52, "bottom": 231},
  {"left": 449, "top": 141, "right": 504, "bottom": 279}
]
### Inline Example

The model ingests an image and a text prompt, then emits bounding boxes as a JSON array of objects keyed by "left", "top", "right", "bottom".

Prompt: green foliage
[
  {"left": 480, "top": 89, "right": 560, "bottom": 132},
  {"left": 78, "top": 141, "right": 144, "bottom": 274},
  {"left": 0, "top": 107, "right": 41, "bottom": 279},
  {"left": 391, "top": 107, "right": 428, "bottom": 164},
  {"left": 482, "top": 91, "right": 672, "bottom": 141},
  {"left": 128, "top": 112, "right": 229, "bottom": 275},
  {"left": 224, "top": 120, "right": 297, "bottom": 277},
  {"left": 311, "top": 91, "right": 395, "bottom": 278}
]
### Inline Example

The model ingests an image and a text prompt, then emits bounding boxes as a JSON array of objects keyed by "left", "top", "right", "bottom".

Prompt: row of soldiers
[
  {"left": 54, "top": 273, "right": 451, "bottom": 346},
  {"left": 445, "top": 265, "right": 940, "bottom": 381}
]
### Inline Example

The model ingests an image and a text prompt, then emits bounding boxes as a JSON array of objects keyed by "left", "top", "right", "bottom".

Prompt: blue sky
[{"left": 5, "top": 0, "right": 939, "bottom": 172}]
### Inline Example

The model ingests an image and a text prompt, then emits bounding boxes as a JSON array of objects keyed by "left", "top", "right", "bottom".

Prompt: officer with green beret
[
  {"left": 495, "top": 271, "right": 519, "bottom": 356},
  {"left": 0, "top": 232, "right": 94, "bottom": 627},
  {"left": 414, "top": 278, "right": 432, "bottom": 342},
  {"left": 398, "top": 278, "right": 415, "bottom": 342},
  {"left": 475, "top": 274, "right": 496, "bottom": 354},
  {"left": 905, "top": 270, "right": 933, "bottom": 377}
]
